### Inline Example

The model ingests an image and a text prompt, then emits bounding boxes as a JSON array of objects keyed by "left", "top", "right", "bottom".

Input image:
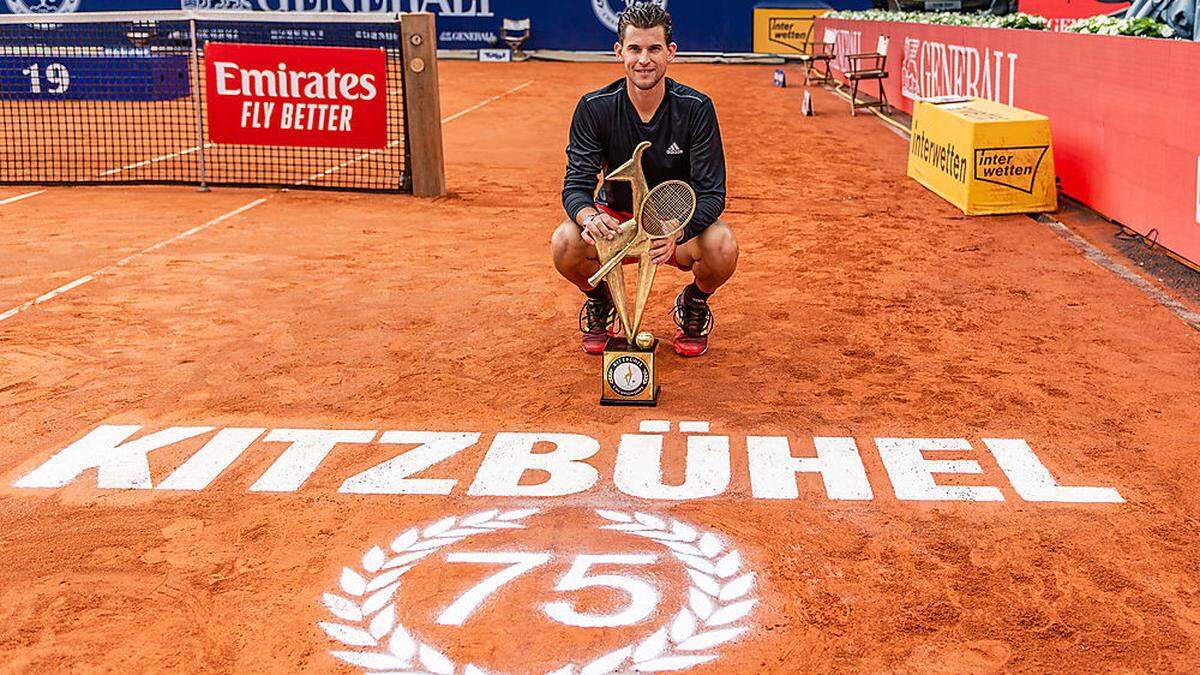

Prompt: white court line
[
  {"left": 2, "top": 81, "right": 535, "bottom": 320},
  {"left": 1036, "top": 214, "right": 1200, "bottom": 331},
  {"left": 97, "top": 143, "right": 213, "bottom": 178},
  {"left": 0, "top": 190, "right": 46, "bottom": 206},
  {"left": 441, "top": 80, "right": 534, "bottom": 125},
  {"left": 299, "top": 80, "right": 535, "bottom": 186},
  {"left": 0, "top": 197, "right": 268, "bottom": 324},
  {"left": 297, "top": 141, "right": 402, "bottom": 186}
]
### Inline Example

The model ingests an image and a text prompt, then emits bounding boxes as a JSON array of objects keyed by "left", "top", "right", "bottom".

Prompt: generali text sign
[
  {"left": 205, "top": 42, "right": 387, "bottom": 149},
  {"left": 901, "top": 36, "right": 1018, "bottom": 106}
]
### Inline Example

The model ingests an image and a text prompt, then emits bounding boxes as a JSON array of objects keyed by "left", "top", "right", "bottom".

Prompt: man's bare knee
[
  {"left": 699, "top": 222, "right": 737, "bottom": 260},
  {"left": 551, "top": 220, "right": 584, "bottom": 260},
  {"left": 711, "top": 223, "right": 738, "bottom": 263}
]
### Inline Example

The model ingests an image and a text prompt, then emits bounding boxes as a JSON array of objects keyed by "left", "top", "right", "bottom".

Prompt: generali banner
[
  {"left": 204, "top": 43, "right": 387, "bottom": 149},
  {"left": 816, "top": 17, "right": 1200, "bottom": 269}
]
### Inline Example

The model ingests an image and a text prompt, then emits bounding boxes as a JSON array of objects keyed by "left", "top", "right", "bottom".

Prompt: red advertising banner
[
  {"left": 816, "top": 18, "right": 1200, "bottom": 268},
  {"left": 204, "top": 43, "right": 387, "bottom": 149}
]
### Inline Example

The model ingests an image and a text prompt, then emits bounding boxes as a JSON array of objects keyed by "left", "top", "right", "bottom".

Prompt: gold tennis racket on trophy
[{"left": 586, "top": 179, "right": 697, "bottom": 288}]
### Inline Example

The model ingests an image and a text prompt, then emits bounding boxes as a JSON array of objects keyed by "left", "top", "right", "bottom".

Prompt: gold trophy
[{"left": 591, "top": 141, "right": 696, "bottom": 406}]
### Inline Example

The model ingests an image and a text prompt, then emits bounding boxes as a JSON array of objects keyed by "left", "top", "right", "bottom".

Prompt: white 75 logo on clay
[{"left": 318, "top": 508, "right": 758, "bottom": 674}]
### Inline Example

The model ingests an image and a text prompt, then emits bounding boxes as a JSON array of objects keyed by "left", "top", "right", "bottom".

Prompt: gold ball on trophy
[{"left": 634, "top": 331, "right": 655, "bottom": 350}]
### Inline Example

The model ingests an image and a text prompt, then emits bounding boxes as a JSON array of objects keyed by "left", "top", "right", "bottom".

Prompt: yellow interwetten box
[
  {"left": 752, "top": 5, "right": 828, "bottom": 54},
  {"left": 907, "top": 97, "right": 1057, "bottom": 215}
]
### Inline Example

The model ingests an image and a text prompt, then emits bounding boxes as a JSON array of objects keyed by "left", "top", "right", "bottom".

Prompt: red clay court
[{"left": 2, "top": 58, "right": 1200, "bottom": 673}]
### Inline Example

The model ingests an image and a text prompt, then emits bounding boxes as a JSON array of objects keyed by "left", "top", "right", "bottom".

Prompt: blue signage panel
[{"left": 0, "top": 51, "right": 190, "bottom": 101}]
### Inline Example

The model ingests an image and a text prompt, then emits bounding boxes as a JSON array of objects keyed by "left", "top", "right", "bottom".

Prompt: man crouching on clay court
[{"left": 551, "top": 2, "right": 738, "bottom": 358}]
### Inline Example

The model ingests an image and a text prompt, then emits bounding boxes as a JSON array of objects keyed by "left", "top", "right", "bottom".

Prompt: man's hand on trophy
[
  {"left": 648, "top": 235, "right": 677, "bottom": 265},
  {"left": 579, "top": 210, "right": 623, "bottom": 245}
]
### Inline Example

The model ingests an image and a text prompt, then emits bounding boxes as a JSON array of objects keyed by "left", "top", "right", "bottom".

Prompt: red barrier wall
[{"left": 816, "top": 18, "right": 1200, "bottom": 268}]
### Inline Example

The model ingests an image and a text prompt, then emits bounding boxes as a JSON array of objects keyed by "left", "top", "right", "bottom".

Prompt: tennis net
[{"left": 0, "top": 11, "right": 444, "bottom": 194}]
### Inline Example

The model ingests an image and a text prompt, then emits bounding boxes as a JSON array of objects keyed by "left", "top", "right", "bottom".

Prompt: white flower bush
[
  {"left": 1062, "top": 15, "right": 1175, "bottom": 38},
  {"left": 823, "top": 9, "right": 1049, "bottom": 29},
  {"left": 824, "top": 9, "right": 1179, "bottom": 38}
]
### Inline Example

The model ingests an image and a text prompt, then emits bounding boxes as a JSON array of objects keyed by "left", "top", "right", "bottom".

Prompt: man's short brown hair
[{"left": 617, "top": 2, "right": 673, "bottom": 45}]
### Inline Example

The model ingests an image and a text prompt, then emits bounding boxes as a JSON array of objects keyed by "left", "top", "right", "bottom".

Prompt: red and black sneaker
[
  {"left": 672, "top": 289, "right": 714, "bottom": 357},
  {"left": 578, "top": 293, "right": 616, "bottom": 355}
]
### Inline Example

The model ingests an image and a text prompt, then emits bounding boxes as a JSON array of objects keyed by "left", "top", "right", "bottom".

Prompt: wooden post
[{"left": 400, "top": 13, "right": 446, "bottom": 197}]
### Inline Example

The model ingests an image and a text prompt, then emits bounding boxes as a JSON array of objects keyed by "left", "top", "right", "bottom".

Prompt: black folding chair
[{"left": 846, "top": 35, "right": 890, "bottom": 116}]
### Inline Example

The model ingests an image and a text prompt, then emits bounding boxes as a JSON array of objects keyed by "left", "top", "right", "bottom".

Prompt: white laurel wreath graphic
[
  {"left": 319, "top": 509, "right": 755, "bottom": 674},
  {"left": 319, "top": 508, "right": 539, "bottom": 674},
  {"left": 553, "top": 510, "right": 756, "bottom": 674}
]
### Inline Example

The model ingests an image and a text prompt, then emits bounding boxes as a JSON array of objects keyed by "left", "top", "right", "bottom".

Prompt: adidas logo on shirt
[{"left": 666, "top": 142, "right": 683, "bottom": 155}]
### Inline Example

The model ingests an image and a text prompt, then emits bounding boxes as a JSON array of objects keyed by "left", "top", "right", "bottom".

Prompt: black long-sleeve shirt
[{"left": 562, "top": 77, "right": 726, "bottom": 243}]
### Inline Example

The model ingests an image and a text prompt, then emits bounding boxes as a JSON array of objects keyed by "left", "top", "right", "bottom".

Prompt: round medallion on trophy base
[{"left": 600, "top": 337, "right": 660, "bottom": 407}]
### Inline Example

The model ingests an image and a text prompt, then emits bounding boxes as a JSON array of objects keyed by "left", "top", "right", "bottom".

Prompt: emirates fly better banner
[{"left": 204, "top": 43, "right": 387, "bottom": 149}]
